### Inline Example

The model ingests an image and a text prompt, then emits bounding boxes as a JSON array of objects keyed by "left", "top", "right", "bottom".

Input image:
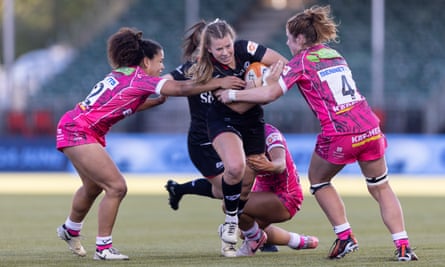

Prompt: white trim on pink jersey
[{"left": 155, "top": 79, "right": 168, "bottom": 95}]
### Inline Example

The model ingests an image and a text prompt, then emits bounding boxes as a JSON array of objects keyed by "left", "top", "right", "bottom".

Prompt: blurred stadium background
[
  {"left": 1, "top": 0, "right": 444, "bottom": 136},
  {"left": 1, "top": 3, "right": 443, "bottom": 265},
  {"left": 1, "top": 0, "right": 445, "bottom": 174}
]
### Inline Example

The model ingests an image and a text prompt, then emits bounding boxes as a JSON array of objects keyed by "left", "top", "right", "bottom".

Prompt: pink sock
[
  {"left": 337, "top": 229, "right": 352, "bottom": 240},
  {"left": 67, "top": 229, "right": 80, "bottom": 237},
  {"left": 96, "top": 243, "right": 112, "bottom": 251},
  {"left": 297, "top": 236, "right": 306, "bottom": 249},
  {"left": 394, "top": 238, "right": 409, "bottom": 248}
]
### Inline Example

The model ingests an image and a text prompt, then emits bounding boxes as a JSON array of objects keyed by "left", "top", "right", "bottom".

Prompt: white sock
[
  {"left": 65, "top": 217, "right": 83, "bottom": 231},
  {"left": 242, "top": 222, "right": 260, "bottom": 240},
  {"left": 287, "top": 232, "right": 301, "bottom": 249},
  {"left": 333, "top": 222, "right": 351, "bottom": 234},
  {"left": 392, "top": 231, "right": 408, "bottom": 241},
  {"left": 96, "top": 235, "right": 113, "bottom": 246}
]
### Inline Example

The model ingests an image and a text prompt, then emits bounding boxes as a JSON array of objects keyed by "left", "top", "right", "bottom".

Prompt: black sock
[
  {"left": 237, "top": 199, "right": 247, "bottom": 215},
  {"left": 177, "top": 178, "right": 215, "bottom": 198},
  {"left": 221, "top": 176, "right": 242, "bottom": 217}
]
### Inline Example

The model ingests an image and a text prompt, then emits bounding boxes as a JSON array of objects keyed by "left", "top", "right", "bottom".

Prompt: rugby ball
[{"left": 244, "top": 62, "right": 268, "bottom": 82}]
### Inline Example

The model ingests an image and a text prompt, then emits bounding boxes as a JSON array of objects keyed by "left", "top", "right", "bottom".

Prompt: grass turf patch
[{"left": 0, "top": 193, "right": 443, "bottom": 266}]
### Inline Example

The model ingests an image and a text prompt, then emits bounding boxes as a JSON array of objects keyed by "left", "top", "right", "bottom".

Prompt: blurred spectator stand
[
  {"left": 5, "top": 110, "right": 29, "bottom": 136},
  {"left": 31, "top": 109, "right": 55, "bottom": 135},
  {"left": 4, "top": 109, "right": 55, "bottom": 136}
]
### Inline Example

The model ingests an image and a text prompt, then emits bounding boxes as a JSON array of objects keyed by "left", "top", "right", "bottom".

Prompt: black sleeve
[
  {"left": 235, "top": 40, "right": 267, "bottom": 62},
  {"left": 170, "top": 61, "right": 194, "bottom": 81}
]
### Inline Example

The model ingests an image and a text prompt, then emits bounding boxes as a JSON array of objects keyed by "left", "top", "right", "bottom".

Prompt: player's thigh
[
  {"left": 64, "top": 144, "right": 124, "bottom": 189},
  {"left": 244, "top": 192, "right": 290, "bottom": 223},
  {"left": 358, "top": 157, "right": 387, "bottom": 178},
  {"left": 212, "top": 132, "right": 246, "bottom": 172},
  {"left": 308, "top": 152, "right": 344, "bottom": 184}
]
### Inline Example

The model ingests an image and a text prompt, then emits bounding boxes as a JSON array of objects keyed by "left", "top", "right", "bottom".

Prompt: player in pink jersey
[
  {"left": 235, "top": 123, "right": 318, "bottom": 256},
  {"left": 56, "top": 27, "right": 245, "bottom": 261},
  {"left": 216, "top": 5, "right": 417, "bottom": 262}
]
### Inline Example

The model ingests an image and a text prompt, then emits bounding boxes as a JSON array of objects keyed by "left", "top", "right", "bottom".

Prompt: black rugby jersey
[
  {"left": 209, "top": 39, "right": 267, "bottom": 120},
  {"left": 170, "top": 61, "right": 213, "bottom": 145},
  {"left": 170, "top": 40, "right": 267, "bottom": 145}
]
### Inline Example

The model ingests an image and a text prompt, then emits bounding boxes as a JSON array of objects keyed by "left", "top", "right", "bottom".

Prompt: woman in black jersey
[
  {"left": 164, "top": 21, "right": 248, "bottom": 194},
  {"left": 164, "top": 20, "right": 290, "bottom": 256},
  {"left": 189, "top": 19, "right": 288, "bottom": 247}
]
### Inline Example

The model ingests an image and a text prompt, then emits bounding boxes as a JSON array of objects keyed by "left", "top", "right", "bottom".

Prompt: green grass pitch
[{"left": 0, "top": 174, "right": 443, "bottom": 266}]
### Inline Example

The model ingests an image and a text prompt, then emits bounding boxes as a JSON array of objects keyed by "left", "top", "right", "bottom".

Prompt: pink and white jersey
[
  {"left": 67, "top": 66, "right": 166, "bottom": 136},
  {"left": 253, "top": 124, "right": 303, "bottom": 202},
  {"left": 280, "top": 44, "right": 380, "bottom": 136}
]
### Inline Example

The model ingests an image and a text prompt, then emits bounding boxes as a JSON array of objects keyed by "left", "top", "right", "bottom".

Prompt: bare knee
[
  {"left": 224, "top": 161, "right": 246, "bottom": 182},
  {"left": 106, "top": 180, "right": 128, "bottom": 200}
]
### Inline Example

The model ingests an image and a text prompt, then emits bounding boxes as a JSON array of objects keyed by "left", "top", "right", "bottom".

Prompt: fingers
[
  {"left": 247, "top": 154, "right": 270, "bottom": 171},
  {"left": 214, "top": 90, "right": 226, "bottom": 103},
  {"left": 214, "top": 89, "right": 222, "bottom": 98},
  {"left": 264, "top": 60, "right": 284, "bottom": 85},
  {"left": 247, "top": 158, "right": 264, "bottom": 166},
  {"left": 233, "top": 77, "right": 246, "bottom": 89},
  {"left": 272, "top": 60, "right": 284, "bottom": 72},
  {"left": 247, "top": 157, "right": 264, "bottom": 166},
  {"left": 248, "top": 154, "right": 268, "bottom": 161},
  {"left": 220, "top": 76, "right": 246, "bottom": 89}
]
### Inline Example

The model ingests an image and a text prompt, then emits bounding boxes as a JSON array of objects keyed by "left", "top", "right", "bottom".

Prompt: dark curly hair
[{"left": 107, "top": 27, "right": 163, "bottom": 69}]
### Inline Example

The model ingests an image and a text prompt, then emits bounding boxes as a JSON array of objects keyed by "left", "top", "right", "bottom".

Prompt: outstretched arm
[
  {"left": 137, "top": 95, "right": 167, "bottom": 111},
  {"left": 160, "top": 76, "right": 246, "bottom": 96}
]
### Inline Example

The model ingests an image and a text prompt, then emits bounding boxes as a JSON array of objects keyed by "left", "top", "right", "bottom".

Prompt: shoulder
[
  {"left": 235, "top": 39, "right": 264, "bottom": 53},
  {"left": 112, "top": 66, "right": 138, "bottom": 77},
  {"left": 131, "top": 67, "right": 165, "bottom": 87},
  {"left": 307, "top": 44, "right": 343, "bottom": 62},
  {"left": 170, "top": 61, "right": 194, "bottom": 81},
  {"left": 234, "top": 39, "right": 247, "bottom": 46}
]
